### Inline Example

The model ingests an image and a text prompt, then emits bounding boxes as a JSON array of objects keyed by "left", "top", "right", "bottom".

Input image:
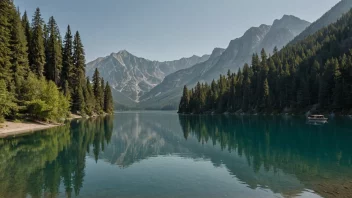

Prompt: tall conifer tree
[
  {"left": 21, "top": 11, "right": 32, "bottom": 67},
  {"left": 0, "top": 0, "right": 12, "bottom": 85},
  {"left": 92, "top": 68, "right": 102, "bottom": 113},
  {"left": 45, "top": 16, "right": 62, "bottom": 84},
  {"left": 100, "top": 78, "right": 105, "bottom": 110},
  {"left": 61, "top": 25, "right": 73, "bottom": 89},
  {"left": 30, "top": 8, "right": 45, "bottom": 77},
  {"left": 8, "top": 5, "right": 30, "bottom": 97},
  {"left": 72, "top": 31, "right": 85, "bottom": 87},
  {"left": 178, "top": 85, "right": 190, "bottom": 113},
  {"left": 103, "top": 82, "right": 114, "bottom": 114}
]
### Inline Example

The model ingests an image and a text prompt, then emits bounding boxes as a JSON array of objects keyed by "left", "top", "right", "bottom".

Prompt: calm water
[{"left": 1, "top": 112, "right": 352, "bottom": 198}]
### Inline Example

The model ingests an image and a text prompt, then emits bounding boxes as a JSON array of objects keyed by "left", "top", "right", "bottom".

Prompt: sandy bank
[{"left": 0, "top": 121, "right": 61, "bottom": 138}]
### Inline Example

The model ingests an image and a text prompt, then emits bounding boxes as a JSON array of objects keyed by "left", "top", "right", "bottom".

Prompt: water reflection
[
  {"left": 0, "top": 113, "right": 352, "bottom": 198},
  {"left": 179, "top": 115, "right": 352, "bottom": 197},
  {"left": 0, "top": 116, "right": 113, "bottom": 198}
]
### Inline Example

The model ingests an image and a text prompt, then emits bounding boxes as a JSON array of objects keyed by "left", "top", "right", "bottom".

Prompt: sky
[{"left": 15, "top": 0, "right": 340, "bottom": 63}]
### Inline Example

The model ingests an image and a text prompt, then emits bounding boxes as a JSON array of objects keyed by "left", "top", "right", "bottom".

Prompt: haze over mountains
[{"left": 86, "top": 0, "right": 352, "bottom": 109}]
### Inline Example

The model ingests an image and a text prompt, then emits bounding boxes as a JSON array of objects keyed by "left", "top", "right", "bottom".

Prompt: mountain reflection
[{"left": 1, "top": 113, "right": 352, "bottom": 198}]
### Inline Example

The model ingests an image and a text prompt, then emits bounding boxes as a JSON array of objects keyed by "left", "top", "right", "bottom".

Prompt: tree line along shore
[{"left": 0, "top": 1, "right": 114, "bottom": 126}]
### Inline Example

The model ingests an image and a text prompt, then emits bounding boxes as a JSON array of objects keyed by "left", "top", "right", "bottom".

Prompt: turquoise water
[{"left": 1, "top": 111, "right": 352, "bottom": 198}]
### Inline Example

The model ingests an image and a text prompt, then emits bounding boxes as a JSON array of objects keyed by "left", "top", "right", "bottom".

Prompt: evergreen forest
[
  {"left": 179, "top": 9, "right": 352, "bottom": 115},
  {"left": 0, "top": 1, "right": 114, "bottom": 122}
]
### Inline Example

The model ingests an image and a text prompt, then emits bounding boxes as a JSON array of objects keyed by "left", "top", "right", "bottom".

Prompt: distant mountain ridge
[
  {"left": 139, "top": 48, "right": 225, "bottom": 108},
  {"left": 86, "top": 51, "right": 210, "bottom": 107},
  {"left": 290, "top": 0, "right": 352, "bottom": 44},
  {"left": 139, "top": 15, "right": 311, "bottom": 109}
]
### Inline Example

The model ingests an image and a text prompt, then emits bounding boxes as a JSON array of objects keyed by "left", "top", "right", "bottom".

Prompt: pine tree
[
  {"left": 0, "top": 4, "right": 107, "bottom": 121},
  {"left": 181, "top": 8, "right": 352, "bottom": 115},
  {"left": 92, "top": 68, "right": 102, "bottom": 113},
  {"left": 8, "top": 5, "right": 30, "bottom": 114},
  {"left": 45, "top": 16, "right": 62, "bottom": 85},
  {"left": 0, "top": 0, "right": 12, "bottom": 85},
  {"left": 72, "top": 31, "right": 85, "bottom": 88},
  {"left": 21, "top": 11, "right": 32, "bottom": 67},
  {"left": 103, "top": 82, "right": 114, "bottom": 114},
  {"left": 178, "top": 85, "right": 190, "bottom": 113},
  {"left": 72, "top": 81, "right": 85, "bottom": 114},
  {"left": 100, "top": 78, "right": 105, "bottom": 111},
  {"left": 9, "top": 6, "right": 29, "bottom": 84},
  {"left": 30, "top": 8, "right": 45, "bottom": 77},
  {"left": 61, "top": 25, "right": 73, "bottom": 89}
]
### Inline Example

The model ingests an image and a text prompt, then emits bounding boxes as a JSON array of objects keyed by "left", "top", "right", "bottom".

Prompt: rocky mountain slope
[
  {"left": 139, "top": 15, "right": 310, "bottom": 109},
  {"left": 139, "top": 48, "right": 225, "bottom": 106},
  {"left": 290, "top": 0, "right": 352, "bottom": 44},
  {"left": 86, "top": 50, "right": 209, "bottom": 107}
]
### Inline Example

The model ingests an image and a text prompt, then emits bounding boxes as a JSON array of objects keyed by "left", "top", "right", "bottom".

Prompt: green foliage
[
  {"left": 61, "top": 25, "right": 73, "bottom": 89},
  {"left": 0, "top": 80, "right": 16, "bottom": 122},
  {"left": 0, "top": 117, "right": 113, "bottom": 197},
  {"left": 9, "top": 5, "right": 29, "bottom": 86},
  {"left": 45, "top": 16, "right": 62, "bottom": 85},
  {"left": 72, "top": 31, "right": 85, "bottom": 85},
  {"left": 103, "top": 82, "right": 114, "bottom": 114},
  {"left": 0, "top": 0, "right": 12, "bottom": 86},
  {"left": 22, "top": 73, "right": 70, "bottom": 122},
  {"left": 72, "top": 81, "right": 85, "bottom": 115},
  {"left": 179, "top": 9, "right": 352, "bottom": 114},
  {"left": 178, "top": 85, "right": 190, "bottom": 113},
  {"left": 30, "top": 8, "right": 45, "bottom": 77},
  {"left": 93, "top": 68, "right": 102, "bottom": 113},
  {"left": 100, "top": 78, "right": 105, "bottom": 110},
  {"left": 84, "top": 77, "right": 95, "bottom": 115},
  {"left": 0, "top": 2, "right": 113, "bottom": 121},
  {"left": 21, "top": 11, "right": 32, "bottom": 68}
]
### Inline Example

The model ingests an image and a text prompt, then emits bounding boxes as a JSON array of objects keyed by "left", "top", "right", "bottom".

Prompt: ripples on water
[{"left": 0, "top": 112, "right": 351, "bottom": 198}]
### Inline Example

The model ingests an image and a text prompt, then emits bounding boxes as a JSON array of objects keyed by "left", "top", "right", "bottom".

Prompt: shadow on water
[{"left": 0, "top": 113, "right": 352, "bottom": 198}]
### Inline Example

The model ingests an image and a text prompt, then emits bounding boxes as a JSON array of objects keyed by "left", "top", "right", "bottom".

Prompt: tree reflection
[
  {"left": 1, "top": 114, "right": 352, "bottom": 198},
  {"left": 0, "top": 116, "right": 114, "bottom": 198},
  {"left": 178, "top": 115, "right": 352, "bottom": 196}
]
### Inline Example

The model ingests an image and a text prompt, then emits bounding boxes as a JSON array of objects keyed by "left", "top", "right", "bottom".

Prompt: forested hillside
[
  {"left": 0, "top": 1, "right": 113, "bottom": 122},
  {"left": 179, "top": 9, "right": 352, "bottom": 114}
]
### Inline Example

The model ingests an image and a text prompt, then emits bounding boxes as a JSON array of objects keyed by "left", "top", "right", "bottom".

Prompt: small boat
[{"left": 307, "top": 115, "right": 328, "bottom": 123}]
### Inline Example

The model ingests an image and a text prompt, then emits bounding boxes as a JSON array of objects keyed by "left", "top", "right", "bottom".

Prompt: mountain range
[
  {"left": 86, "top": 51, "right": 209, "bottom": 107},
  {"left": 86, "top": 0, "right": 352, "bottom": 109},
  {"left": 138, "top": 15, "right": 310, "bottom": 109}
]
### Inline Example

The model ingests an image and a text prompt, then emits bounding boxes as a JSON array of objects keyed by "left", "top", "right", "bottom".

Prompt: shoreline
[
  {"left": 0, "top": 121, "right": 62, "bottom": 138},
  {"left": 0, "top": 113, "right": 110, "bottom": 139}
]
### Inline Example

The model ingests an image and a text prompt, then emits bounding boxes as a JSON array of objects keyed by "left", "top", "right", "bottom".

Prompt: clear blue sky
[{"left": 15, "top": 0, "right": 340, "bottom": 62}]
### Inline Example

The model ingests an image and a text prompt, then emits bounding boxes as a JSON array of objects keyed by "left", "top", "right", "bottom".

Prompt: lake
[{"left": 1, "top": 111, "right": 352, "bottom": 198}]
